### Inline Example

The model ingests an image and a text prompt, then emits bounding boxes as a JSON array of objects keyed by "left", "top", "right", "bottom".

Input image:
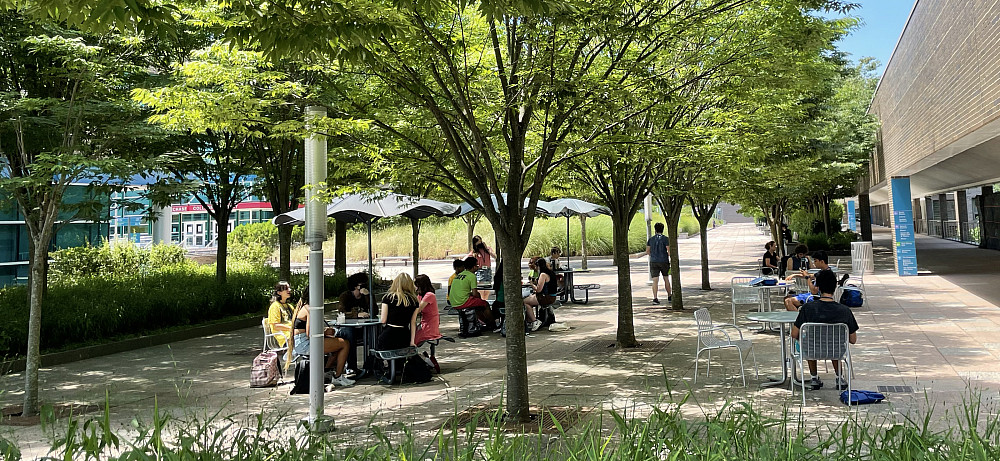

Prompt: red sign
[{"left": 170, "top": 201, "right": 273, "bottom": 214}]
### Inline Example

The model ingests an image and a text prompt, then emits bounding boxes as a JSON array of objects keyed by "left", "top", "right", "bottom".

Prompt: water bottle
[
  {"left": 336, "top": 312, "right": 346, "bottom": 324},
  {"left": 800, "top": 257, "right": 808, "bottom": 270}
]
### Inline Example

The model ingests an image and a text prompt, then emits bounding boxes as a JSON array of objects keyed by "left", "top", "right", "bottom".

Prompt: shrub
[
  {"left": 799, "top": 233, "right": 830, "bottom": 251},
  {"left": 49, "top": 241, "right": 192, "bottom": 281},
  {"left": 230, "top": 222, "right": 278, "bottom": 248},
  {"left": 788, "top": 203, "right": 845, "bottom": 237},
  {"left": 0, "top": 263, "right": 277, "bottom": 357}
]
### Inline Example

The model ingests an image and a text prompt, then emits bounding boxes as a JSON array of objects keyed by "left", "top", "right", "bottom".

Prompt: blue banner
[
  {"left": 890, "top": 177, "right": 918, "bottom": 276},
  {"left": 847, "top": 200, "right": 857, "bottom": 232}
]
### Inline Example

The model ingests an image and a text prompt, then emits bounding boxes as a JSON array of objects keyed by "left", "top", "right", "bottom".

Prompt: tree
[{"left": 0, "top": 14, "right": 156, "bottom": 415}]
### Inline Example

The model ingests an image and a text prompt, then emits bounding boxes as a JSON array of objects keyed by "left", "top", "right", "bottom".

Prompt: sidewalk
[{"left": 3, "top": 223, "right": 1000, "bottom": 456}]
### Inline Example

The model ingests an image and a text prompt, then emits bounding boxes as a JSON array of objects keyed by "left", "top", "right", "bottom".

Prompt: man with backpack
[{"left": 791, "top": 270, "right": 859, "bottom": 391}]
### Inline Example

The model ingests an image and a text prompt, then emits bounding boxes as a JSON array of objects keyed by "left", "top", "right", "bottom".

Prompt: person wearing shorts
[{"left": 643, "top": 223, "right": 672, "bottom": 305}]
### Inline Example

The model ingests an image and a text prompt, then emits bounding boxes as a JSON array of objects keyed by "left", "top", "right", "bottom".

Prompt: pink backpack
[{"left": 250, "top": 351, "right": 280, "bottom": 388}]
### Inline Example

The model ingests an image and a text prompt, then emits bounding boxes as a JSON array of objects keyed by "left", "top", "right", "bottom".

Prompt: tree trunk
[
  {"left": 410, "top": 217, "right": 420, "bottom": 277},
  {"left": 822, "top": 198, "right": 831, "bottom": 236},
  {"left": 335, "top": 220, "right": 347, "bottom": 277},
  {"left": 22, "top": 239, "right": 47, "bottom": 416},
  {"left": 611, "top": 213, "right": 639, "bottom": 347},
  {"left": 467, "top": 220, "right": 475, "bottom": 252},
  {"left": 278, "top": 224, "right": 292, "bottom": 282},
  {"left": 665, "top": 209, "right": 683, "bottom": 310},
  {"left": 215, "top": 209, "right": 230, "bottom": 284},
  {"left": 580, "top": 215, "right": 588, "bottom": 270},
  {"left": 497, "top": 233, "right": 530, "bottom": 422},
  {"left": 698, "top": 219, "right": 711, "bottom": 290}
]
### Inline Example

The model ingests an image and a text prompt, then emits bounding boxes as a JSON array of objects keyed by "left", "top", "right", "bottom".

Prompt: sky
[{"left": 825, "top": 0, "right": 916, "bottom": 74}]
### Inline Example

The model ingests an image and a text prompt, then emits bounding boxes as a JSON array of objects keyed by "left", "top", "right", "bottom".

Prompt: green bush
[
  {"left": 829, "top": 230, "right": 857, "bottom": 250},
  {"left": 799, "top": 233, "right": 830, "bottom": 251},
  {"left": 0, "top": 263, "right": 277, "bottom": 357},
  {"left": 788, "top": 202, "right": 845, "bottom": 237},
  {"left": 49, "top": 241, "right": 192, "bottom": 281},
  {"left": 230, "top": 221, "right": 278, "bottom": 248}
]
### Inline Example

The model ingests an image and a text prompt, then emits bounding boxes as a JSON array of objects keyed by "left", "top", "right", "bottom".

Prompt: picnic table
[
  {"left": 554, "top": 269, "right": 597, "bottom": 304},
  {"left": 328, "top": 317, "right": 382, "bottom": 375}
]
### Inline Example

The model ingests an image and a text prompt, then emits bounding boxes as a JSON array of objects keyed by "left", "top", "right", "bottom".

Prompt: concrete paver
[{"left": 2, "top": 223, "right": 1000, "bottom": 457}]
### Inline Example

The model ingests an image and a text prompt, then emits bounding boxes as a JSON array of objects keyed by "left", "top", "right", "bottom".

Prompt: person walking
[{"left": 641, "top": 222, "right": 672, "bottom": 305}]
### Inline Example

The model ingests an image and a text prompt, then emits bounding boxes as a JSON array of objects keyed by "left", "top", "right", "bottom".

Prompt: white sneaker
[
  {"left": 330, "top": 375, "right": 355, "bottom": 387},
  {"left": 529, "top": 320, "right": 542, "bottom": 332}
]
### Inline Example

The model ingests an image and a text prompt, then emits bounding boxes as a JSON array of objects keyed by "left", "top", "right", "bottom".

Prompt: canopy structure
[
  {"left": 272, "top": 192, "right": 460, "bottom": 314},
  {"left": 547, "top": 198, "right": 610, "bottom": 269},
  {"left": 456, "top": 193, "right": 561, "bottom": 217}
]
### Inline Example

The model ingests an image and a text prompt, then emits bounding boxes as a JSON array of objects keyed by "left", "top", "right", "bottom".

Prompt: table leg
[
  {"left": 567, "top": 272, "right": 577, "bottom": 303},
  {"left": 760, "top": 323, "right": 790, "bottom": 388}
]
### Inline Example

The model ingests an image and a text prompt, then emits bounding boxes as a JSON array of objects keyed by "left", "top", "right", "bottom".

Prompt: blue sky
[{"left": 825, "top": 0, "right": 915, "bottom": 73}]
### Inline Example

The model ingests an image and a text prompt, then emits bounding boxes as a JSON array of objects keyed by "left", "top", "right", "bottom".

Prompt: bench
[
  {"left": 416, "top": 336, "right": 455, "bottom": 373},
  {"left": 372, "top": 346, "right": 419, "bottom": 383},
  {"left": 375, "top": 256, "right": 411, "bottom": 266},
  {"left": 572, "top": 284, "right": 601, "bottom": 304}
]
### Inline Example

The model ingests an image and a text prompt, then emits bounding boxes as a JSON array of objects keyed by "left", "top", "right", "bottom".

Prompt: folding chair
[
  {"left": 693, "top": 308, "right": 758, "bottom": 387},
  {"left": 795, "top": 322, "right": 852, "bottom": 406},
  {"left": 731, "top": 276, "right": 763, "bottom": 325}
]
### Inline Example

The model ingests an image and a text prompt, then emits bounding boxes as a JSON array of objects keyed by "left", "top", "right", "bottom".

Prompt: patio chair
[
  {"left": 795, "top": 322, "right": 852, "bottom": 406},
  {"left": 792, "top": 275, "right": 810, "bottom": 293},
  {"left": 262, "top": 318, "right": 293, "bottom": 374},
  {"left": 731, "top": 276, "right": 763, "bottom": 324},
  {"left": 693, "top": 308, "right": 759, "bottom": 387}
]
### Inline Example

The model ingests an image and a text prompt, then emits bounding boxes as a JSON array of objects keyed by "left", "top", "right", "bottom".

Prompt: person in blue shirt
[{"left": 641, "top": 223, "right": 671, "bottom": 305}]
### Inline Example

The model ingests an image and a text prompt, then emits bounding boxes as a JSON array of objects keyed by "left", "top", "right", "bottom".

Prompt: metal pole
[
  {"left": 565, "top": 216, "right": 571, "bottom": 269},
  {"left": 367, "top": 220, "right": 375, "bottom": 317},
  {"left": 303, "top": 105, "right": 333, "bottom": 432},
  {"left": 644, "top": 195, "right": 653, "bottom": 285}
]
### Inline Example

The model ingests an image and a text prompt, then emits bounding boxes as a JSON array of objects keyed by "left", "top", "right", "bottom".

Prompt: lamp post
[{"left": 303, "top": 106, "right": 334, "bottom": 432}]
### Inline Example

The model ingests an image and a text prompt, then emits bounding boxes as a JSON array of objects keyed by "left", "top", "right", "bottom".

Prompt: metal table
[
  {"left": 746, "top": 311, "right": 799, "bottom": 388},
  {"left": 328, "top": 318, "right": 381, "bottom": 375},
  {"left": 554, "top": 269, "right": 592, "bottom": 304}
]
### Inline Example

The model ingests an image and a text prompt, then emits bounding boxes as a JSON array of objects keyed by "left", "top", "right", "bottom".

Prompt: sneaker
[
  {"left": 324, "top": 370, "right": 336, "bottom": 384},
  {"left": 529, "top": 320, "right": 543, "bottom": 332},
  {"left": 809, "top": 376, "right": 824, "bottom": 390},
  {"left": 330, "top": 374, "right": 355, "bottom": 387},
  {"left": 667, "top": 295, "right": 672, "bottom": 302},
  {"left": 652, "top": 298, "right": 660, "bottom": 304},
  {"left": 493, "top": 327, "right": 502, "bottom": 334},
  {"left": 835, "top": 377, "right": 849, "bottom": 390}
]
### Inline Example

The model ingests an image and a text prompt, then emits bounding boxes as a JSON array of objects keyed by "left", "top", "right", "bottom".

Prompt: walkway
[{"left": 3, "top": 223, "right": 1000, "bottom": 457}]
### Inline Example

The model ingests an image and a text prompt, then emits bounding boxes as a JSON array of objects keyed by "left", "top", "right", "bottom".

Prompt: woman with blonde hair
[
  {"left": 378, "top": 273, "right": 421, "bottom": 350},
  {"left": 286, "top": 286, "right": 355, "bottom": 387}
]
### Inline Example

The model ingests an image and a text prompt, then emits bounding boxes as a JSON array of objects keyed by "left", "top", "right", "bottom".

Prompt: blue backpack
[
  {"left": 840, "top": 390, "right": 885, "bottom": 405},
  {"left": 840, "top": 288, "right": 864, "bottom": 307}
]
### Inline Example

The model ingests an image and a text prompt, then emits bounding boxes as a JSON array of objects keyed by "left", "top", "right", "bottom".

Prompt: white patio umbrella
[
  {"left": 456, "top": 193, "right": 563, "bottom": 261},
  {"left": 547, "top": 198, "right": 610, "bottom": 269},
  {"left": 273, "top": 193, "right": 460, "bottom": 314}
]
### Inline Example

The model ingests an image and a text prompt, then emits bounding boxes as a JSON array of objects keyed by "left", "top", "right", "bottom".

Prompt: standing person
[
  {"left": 266, "top": 281, "right": 294, "bottom": 347},
  {"left": 791, "top": 270, "right": 859, "bottom": 390},
  {"left": 468, "top": 235, "right": 496, "bottom": 299},
  {"left": 286, "top": 286, "right": 355, "bottom": 387},
  {"left": 522, "top": 258, "right": 555, "bottom": 332},
  {"left": 413, "top": 274, "right": 441, "bottom": 345},
  {"left": 641, "top": 222, "right": 672, "bottom": 304},
  {"left": 781, "top": 224, "right": 794, "bottom": 254},
  {"left": 377, "top": 273, "right": 421, "bottom": 350},
  {"left": 762, "top": 241, "right": 779, "bottom": 275}
]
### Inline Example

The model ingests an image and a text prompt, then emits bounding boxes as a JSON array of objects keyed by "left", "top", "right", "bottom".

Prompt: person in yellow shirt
[{"left": 266, "top": 281, "right": 294, "bottom": 346}]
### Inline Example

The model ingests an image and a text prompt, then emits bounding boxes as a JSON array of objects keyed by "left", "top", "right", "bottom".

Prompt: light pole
[{"left": 303, "top": 106, "right": 334, "bottom": 432}]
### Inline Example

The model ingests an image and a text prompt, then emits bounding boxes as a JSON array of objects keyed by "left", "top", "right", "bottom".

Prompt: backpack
[
  {"left": 536, "top": 305, "right": 556, "bottom": 329},
  {"left": 399, "top": 356, "right": 433, "bottom": 384},
  {"left": 289, "top": 359, "right": 311, "bottom": 395},
  {"left": 250, "top": 351, "right": 280, "bottom": 388},
  {"left": 840, "top": 288, "right": 864, "bottom": 307},
  {"left": 840, "top": 390, "right": 885, "bottom": 405}
]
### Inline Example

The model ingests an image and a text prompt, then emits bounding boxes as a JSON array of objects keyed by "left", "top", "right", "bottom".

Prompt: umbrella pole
[
  {"left": 367, "top": 220, "right": 375, "bottom": 317},
  {"left": 565, "top": 216, "right": 571, "bottom": 269}
]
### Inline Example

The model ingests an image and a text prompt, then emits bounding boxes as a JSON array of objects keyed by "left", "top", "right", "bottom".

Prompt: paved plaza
[{"left": 3, "top": 223, "right": 1000, "bottom": 456}]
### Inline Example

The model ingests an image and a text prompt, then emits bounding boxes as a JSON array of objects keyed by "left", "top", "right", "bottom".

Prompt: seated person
[
  {"left": 784, "top": 244, "right": 813, "bottom": 274},
  {"left": 791, "top": 270, "right": 859, "bottom": 391},
  {"left": 762, "top": 241, "right": 779, "bottom": 275},
  {"left": 266, "top": 281, "right": 294, "bottom": 347},
  {"left": 287, "top": 286, "right": 355, "bottom": 387},
  {"left": 446, "top": 259, "right": 462, "bottom": 304},
  {"left": 448, "top": 257, "right": 493, "bottom": 326},
  {"left": 336, "top": 277, "right": 372, "bottom": 376},
  {"left": 523, "top": 258, "right": 557, "bottom": 332},
  {"left": 527, "top": 257, "right": 540, "bottom": 285},
  {"left": 377, "top": 273, "right": 421, "bottom": 350},
  {"left": 548, "top": 247, "right": 565, "bottom": 292},
  {"left": 413, "top": 274, "right": 441, "bottom": 344},
  {"left": 784, "top": 250, "right": 833, "bottom": 311}
]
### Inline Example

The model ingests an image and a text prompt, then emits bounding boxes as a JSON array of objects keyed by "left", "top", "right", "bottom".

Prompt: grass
[
  {"left": 9, "top": 387, "right": 1000, "bottom": 460},
  {"left": 290, "top": 210, "right": 710, "bottom": 263}
]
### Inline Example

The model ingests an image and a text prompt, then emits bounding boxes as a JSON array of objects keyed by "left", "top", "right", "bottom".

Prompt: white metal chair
[
  {"left": 262, "top": 318, "right": 291, "bottom": 371},
  {"left": 792, "top": 275, "right": 810, "bottom": 293},
  {"left": 731, "top": 277, "right": 763, "bottom": 325},
  {"left": 693, "top": 308, "right": 758, "bottom": 387},
  {"left": 795, "top": 322, "right": 852, "bottom": 406}
]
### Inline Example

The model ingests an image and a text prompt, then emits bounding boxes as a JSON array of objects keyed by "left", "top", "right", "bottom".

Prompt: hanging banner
[
  {"left": 847, "top": 200, "right": 857, "bottom": 232},
  {"left": 890, "top": 177, "right": 918, "bottom": 276}
]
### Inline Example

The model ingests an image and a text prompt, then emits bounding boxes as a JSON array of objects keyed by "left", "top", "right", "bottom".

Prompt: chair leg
[
  {"left": 737, "top": 348, "right": 747, "bottom": 387},
  {"left": 694, "top": 349, "right": 701, "bottom": 384},
  {"left": 706, "top": 350, "right": 712, "bottom": 378},
  {"left": 750, "top": 347, "right": 759, "bottom": 379},
  {"left": 799, "top": 356, "right": 806, "bottom": 406}
]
